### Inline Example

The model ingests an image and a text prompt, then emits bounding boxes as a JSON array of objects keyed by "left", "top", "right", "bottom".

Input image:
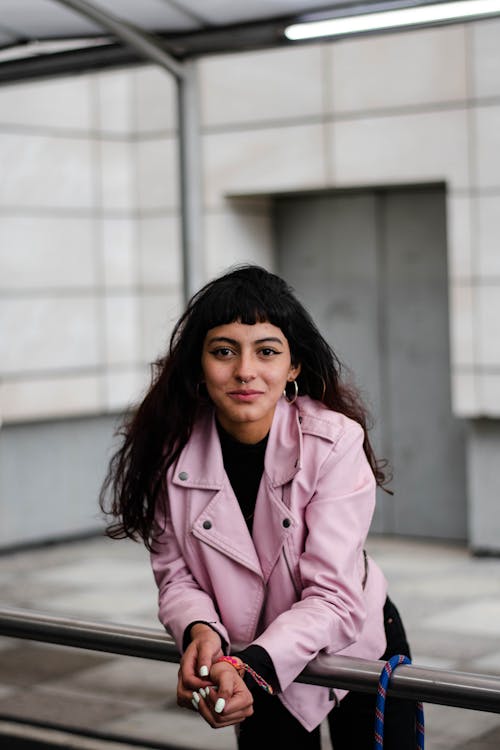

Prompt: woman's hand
[
  {"left": 194, "top": 661, "right": 254, "bottom": 728},
  {"left": 177, "top": 623, "right": 223, "bottom": 708}
]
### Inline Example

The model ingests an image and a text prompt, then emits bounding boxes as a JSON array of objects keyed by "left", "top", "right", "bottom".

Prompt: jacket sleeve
[
  {"left": 251, "top": 421, "right": 376, "bottom": 692},
  {"left": 150, "top": 498, "right": 230, "bottom": 653}
]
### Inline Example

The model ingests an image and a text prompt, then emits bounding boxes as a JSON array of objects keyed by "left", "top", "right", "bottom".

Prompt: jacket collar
[{"left": 172, "top": 397, "right": 302, "bottom": 490}]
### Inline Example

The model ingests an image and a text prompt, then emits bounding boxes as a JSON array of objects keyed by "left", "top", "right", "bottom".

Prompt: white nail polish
[
  {"left": 199, "top": 665, "right": 209, "bottom": 677},
  {"left": 192, "top": 691, "right": 200, "bottom": 704},
  {"left": 214, "top": 698, "right": 225, "bottom": 714},
  {"left": 199, "top": 687, "right": 207, "bottom": 698},
  {"left": 191, "top": 698, "right": 199, "bottom": 710}
]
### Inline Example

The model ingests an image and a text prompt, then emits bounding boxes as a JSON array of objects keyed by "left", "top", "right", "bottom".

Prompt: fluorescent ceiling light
[{"left": 285, "top": 0, "right": 500, "bottom": 39}]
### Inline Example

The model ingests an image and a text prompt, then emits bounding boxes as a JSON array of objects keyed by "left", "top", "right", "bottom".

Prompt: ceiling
[{"left": 0, "top": 0, "right": 468, "bottom": 83}]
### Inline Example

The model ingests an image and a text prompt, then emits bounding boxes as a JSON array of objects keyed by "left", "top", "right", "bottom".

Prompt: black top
[{"left": 216, "top": 420, "right": 268, "bottom": 534}]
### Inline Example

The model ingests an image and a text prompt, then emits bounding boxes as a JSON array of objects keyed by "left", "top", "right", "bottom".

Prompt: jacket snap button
[
  {"left": 282, "top": 518, "right": 291, "bottom": 528},
  {"left": 178, "top": 471, "right": 188, "bottom": 481},
  {"left": 203, "top": 520, "right": 212, "bottom": 530}
]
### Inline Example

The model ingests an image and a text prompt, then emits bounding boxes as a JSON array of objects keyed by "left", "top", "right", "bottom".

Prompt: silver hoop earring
[{"left": 283, "top": 379, "right": 298, "bottom": 404}]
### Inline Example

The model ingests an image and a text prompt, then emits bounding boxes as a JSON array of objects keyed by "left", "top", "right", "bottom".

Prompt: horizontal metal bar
[{"left": 1, "top": 607, "right": 500, "bottom": 714}]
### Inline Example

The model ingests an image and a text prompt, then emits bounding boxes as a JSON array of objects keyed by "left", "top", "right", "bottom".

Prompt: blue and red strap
[{"left": 374, "top": 654, "right": 425, "bottom": 750}]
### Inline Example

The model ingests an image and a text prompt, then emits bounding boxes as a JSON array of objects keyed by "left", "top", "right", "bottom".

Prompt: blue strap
[{"left": 374, "top": 654, "right": 425, "bottom": 750}]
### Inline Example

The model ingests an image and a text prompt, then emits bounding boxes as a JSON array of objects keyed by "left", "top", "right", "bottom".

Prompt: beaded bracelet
[{"left": 214, "top": 655, "right": 274, "bottom": 695}]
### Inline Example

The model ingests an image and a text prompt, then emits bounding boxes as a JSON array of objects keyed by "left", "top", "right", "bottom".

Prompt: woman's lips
[{"left": 227, "top": 390, "right": 263, "bottom": 401}]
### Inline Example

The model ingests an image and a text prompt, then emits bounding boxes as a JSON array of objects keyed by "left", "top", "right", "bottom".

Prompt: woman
[{"left": 101, "top": 265, "right": 416, "bottom": 748}]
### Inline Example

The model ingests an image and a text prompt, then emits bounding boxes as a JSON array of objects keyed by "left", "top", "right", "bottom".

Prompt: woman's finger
[{"left": 197, "top": 688, "right": 253, "bottom": 728}]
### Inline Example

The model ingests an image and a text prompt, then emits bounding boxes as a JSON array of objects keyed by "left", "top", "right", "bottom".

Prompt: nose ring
[{"left": 239, "top": 378, "right": 247, "bottom": 384}]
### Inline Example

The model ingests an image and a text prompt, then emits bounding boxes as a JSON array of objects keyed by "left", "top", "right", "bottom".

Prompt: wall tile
[
  {"left": 132, "top": 66, "right": 177, "bottom": 133},
  {"left": 203, "top": 124, "right": 327, "bottom": 209},
  {"left": 0, "top": 217, "right": 96, "bottom": 289},
  {"left": 330, "top": 109, "right": 469, "bottom": 190},
  {"left": 0, "top": 374, "right": 101, "bottom": 423},
  {"left": 451, "top": 371, "right": 478, "bottom": 416},
  {"left": 204, "top": 208, "right": 274, "bottom": 279},
  {"left": 0, "top": 135, "right": 95, "bottom": 209},
  {"left": 473, "top": 105, "right": 500, "bottom": 188},
  {"left": 104, "top": 366, "right": 149, "bottom": 412},
  {"left": 96, "top": 70, "right": 133, "bottom": 134},
  {"left": 0, "top": 76, "right": 92, "bottom": 130},
  {"left": 0, "top": 297, "right": 101, "bottom": 375},
  {"left": 470, "top": 18, "right": 500, "bottom": 99},
  {"left": 136, "top": 137, "right": 179, "bottom": 210},
  {"left": 449, "top": 283, "right": 476, "bottom": 367},
  {"left": 477, "top": 195, "right": 500, "bottom": 277},
  {"left": 446, "top": 193, "right": 473, "bottom": 278},
  {"left": 200, "top": 46, "right": 323, "bottom": 127},
  {"left": 140, "top": 290, "right": 183, "bottom": 363},
  {"left": 138, "top": 216, "right": 182, "bottom": 287},
  {"left": 477, "top": 285, "right": 500, "bottom": 366},
  {"left": 99, "top": 140, "right": 135, "bottom": 211},
  {"left": 329, "top": 26, "right": 467, "bottom": 113},
  {"left": 104, "top": 294, "right": 140, "bottom": 366},
  {"left": 477, "top": 372, "right": 500, "bottom": 416},
  {"left": 101, "top": 219, "right": 136, "bottom": 288}
]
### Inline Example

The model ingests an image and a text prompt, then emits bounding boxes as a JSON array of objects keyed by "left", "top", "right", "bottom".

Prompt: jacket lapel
[
  {"left": 252, "top": 398, "right": 302, "bottom": 583},
  {"left": 172, "top": 407, "right": 263, "bottom": 578}
]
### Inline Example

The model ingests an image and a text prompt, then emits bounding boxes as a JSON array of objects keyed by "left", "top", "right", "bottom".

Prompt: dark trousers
[{"left": 237, "top": 598, "right": 417, "bottom": 750}]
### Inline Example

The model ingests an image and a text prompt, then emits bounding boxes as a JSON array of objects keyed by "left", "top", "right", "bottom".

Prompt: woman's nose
[{"left": 234, "top": 354, "right": 255, "bottom": 383}]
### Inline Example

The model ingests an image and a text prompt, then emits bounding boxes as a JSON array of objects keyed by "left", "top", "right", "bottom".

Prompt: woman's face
[{"left": 201, "top": 320, "right": 301, "bottom": 444}]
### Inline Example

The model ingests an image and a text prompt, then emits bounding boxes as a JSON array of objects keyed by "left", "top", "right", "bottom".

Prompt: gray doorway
[{"left": 274, "top": 187, "right": 467, "bottom": 540}]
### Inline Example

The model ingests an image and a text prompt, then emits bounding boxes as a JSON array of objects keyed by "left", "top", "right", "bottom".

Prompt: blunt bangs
[{"left": 189, "top": 268, "right": 296, "bottom": 341}]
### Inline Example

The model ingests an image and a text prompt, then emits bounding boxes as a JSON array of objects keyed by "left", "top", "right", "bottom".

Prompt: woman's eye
[
  {"left": 211, "top": 347, "right": 234, "bottom": 358},
  {"left": 260, "top": 348, "right": 279, "bottom": 357}
]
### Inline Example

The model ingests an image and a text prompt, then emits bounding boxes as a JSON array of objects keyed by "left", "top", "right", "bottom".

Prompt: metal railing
[{"left": 1, "top": 607, "right": 500, "bottom": 715}]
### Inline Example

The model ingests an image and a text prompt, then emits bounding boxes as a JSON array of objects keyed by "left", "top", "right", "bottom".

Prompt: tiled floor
[{"left": 0, "top": 535, "right": 499, "bottom": 749}]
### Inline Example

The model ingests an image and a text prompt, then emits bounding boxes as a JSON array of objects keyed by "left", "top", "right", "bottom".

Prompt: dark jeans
[{"left": 237, "top": 598, "right": 417, "bottom": 750}]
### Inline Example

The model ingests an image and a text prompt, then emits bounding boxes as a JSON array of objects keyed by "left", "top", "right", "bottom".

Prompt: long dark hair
[{"left": 100, "top": 265, "right": 389, "bottom": 549}]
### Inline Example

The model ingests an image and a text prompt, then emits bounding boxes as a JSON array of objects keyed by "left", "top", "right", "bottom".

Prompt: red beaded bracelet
[{"left": 214, "top": 655, "right": 274, "bottom": 695}]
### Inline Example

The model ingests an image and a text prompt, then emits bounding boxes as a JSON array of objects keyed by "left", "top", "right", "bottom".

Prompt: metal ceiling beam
[
  {"left": 52, "top": 0, "right": 184, "bottom": 79},
  {"left": 0, "top": 16, "right": 291, "bottom": 86},
  {"left": 51, "top": 0, "right": 204, "bottom": 303}
]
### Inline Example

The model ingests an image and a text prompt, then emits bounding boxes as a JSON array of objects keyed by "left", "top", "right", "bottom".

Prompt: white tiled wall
[
  {"left": 95, "top": 70, "right": 133, "bottom": 135},
  {"left": 477, "top": 196, "right": 500, "bottom": 277},
  {"left": 330, "top": 109, "right": 470, "bottom": 189},
  {"left": 199, "top": 46, "right": 324, "bottom": 127},
  {"left": 0, "top": 297, "right": 101, "bottom": 374},
  {"left": 203, "top": 124, "right": 328, "bottom": 208},
  {"left": 0, "top": 76, "right": 93, "bottom": 130},
  {"left": 0, "top": 134, "right": 95, "bottom": 208},
  {"left": 101, "top": 219, "right": 137, "bottom": 288},
  {"left": 204, "top": 207, "right": 274, "bottom": 279},
  {"left": 131, "top": 66, "right": 177, "bottom": 133},
  {"left": 136, "top": 137, "right": 179, "bottom": 210},
  {"left": 0, "top": 65, "right": 179, "bottom": 423},
  {"left": 0, "top": 374, "right": 101, "bottom": 422},
  {"left": 2, "top": 18, "right": 500, "bottom": 424},
  {"left": 0, "top": 217, "right": 97, "bottom": 289},
  {"left": 138, "top": 216, "right": 182, "bottom": 287},
  {"left": 445, "top": 194, "right": 473, "bottom": 279},
  {"left": 470, "top": 17, "right": 500, "bottom": 99},
  {"left": 328, "top": 26, "right": 467, "bottom": 112},
  {"left": 99, "top": 140, "right": 136, "bottom": 211}
]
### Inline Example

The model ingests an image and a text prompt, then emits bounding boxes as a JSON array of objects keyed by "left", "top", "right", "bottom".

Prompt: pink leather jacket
[{"left": 150, "top": 395, "right": 387, "bottom": 730}]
